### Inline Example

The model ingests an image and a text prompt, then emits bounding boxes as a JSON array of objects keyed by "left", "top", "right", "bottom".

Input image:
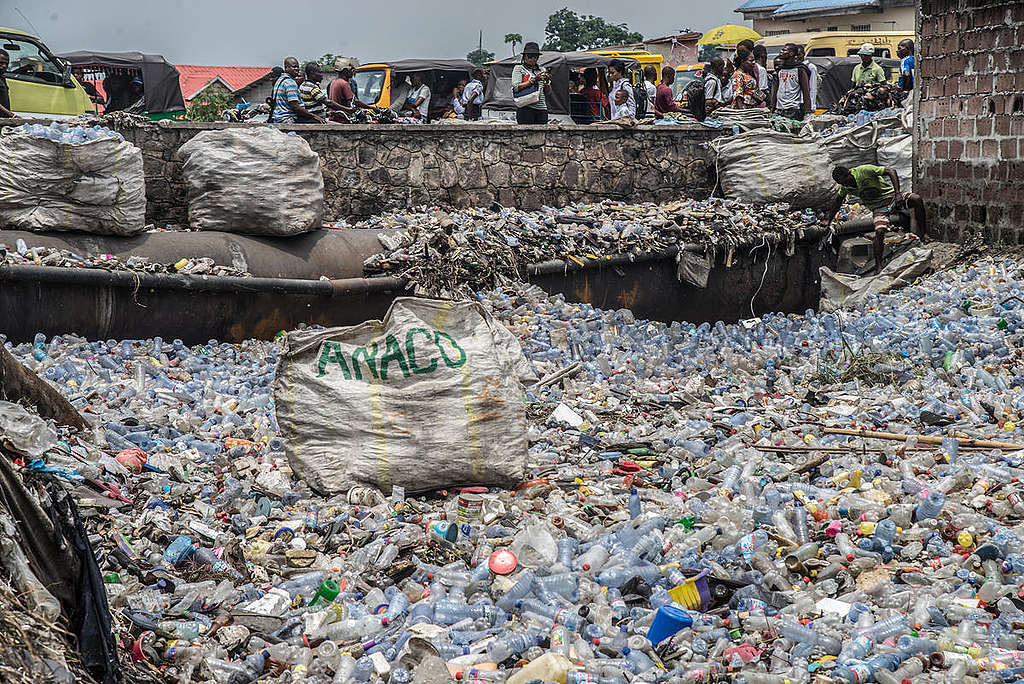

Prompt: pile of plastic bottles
[
  {"left": 15, "top": 121, "right": 125, "bottom": 144},
  {"left": 4, "top": 256, "right": 1024, "bottom": 683},
  {"left": 0, "top": 238, "right": 253, "bottom": 277}
]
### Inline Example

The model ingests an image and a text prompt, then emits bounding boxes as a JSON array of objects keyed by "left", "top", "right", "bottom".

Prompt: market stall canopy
[
  {"left": 698, "top": 24, "right": 762, "bottom": 45},
  {"left": 811, "top": 55, "right": 899, "bottom": 111},
  {"left": 57, "top": 51, "right": 185, "bottom": 114},
  {"left": 483, "top": 51, "right": 638, "bottom": 116}
]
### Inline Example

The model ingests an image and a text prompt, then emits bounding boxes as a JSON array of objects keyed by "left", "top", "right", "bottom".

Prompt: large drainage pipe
[{"left": 0, "top": 227, "right": 837, "bottom": 343}]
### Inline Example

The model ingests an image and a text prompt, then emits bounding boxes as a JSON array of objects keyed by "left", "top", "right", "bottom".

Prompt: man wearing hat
[
  {"left": 512, "top": 41, "right": 551, "bottom": 124},
  {"left": 853, "top": 43, "right": 885, "bottom": 86}
]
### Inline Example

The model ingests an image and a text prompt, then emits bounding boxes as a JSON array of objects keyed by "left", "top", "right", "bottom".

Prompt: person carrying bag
[{"left": 511, "top": 42, "right": 551, "bottom": 124}]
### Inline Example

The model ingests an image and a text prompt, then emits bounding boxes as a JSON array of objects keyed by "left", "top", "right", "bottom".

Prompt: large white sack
[
  {"left": 0, "top": 128, "right": 145, "bottom": 235},
  {"left": 820, "top": 247, "right": 932, "bottom": 312},
  {"left": 711, "top": 130, "right": 839, "bottom": 209},
  {"left": 274, "top": 297, "right": 536, "bottom": 495},
  {"left": 822, "top": 120, "right": 880, "bottom": 170},
  {"left": 178, "top": 127, "right": 324, "bottom": 235},
  {"left": 877, "top": 134, "right": 913, "bottom": 193}
]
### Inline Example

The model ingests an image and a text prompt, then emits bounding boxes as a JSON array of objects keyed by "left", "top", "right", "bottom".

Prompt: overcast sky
[{"left": 3, "top": 0, "right": 746, "bottom": 66}]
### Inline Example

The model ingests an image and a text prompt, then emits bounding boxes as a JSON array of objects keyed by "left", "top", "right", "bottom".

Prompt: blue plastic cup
[{"left": 646, "top": 604, "right": 695, "bottom": 645}]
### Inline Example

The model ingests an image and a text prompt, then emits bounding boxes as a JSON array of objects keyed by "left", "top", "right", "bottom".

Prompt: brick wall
[{"left": 916, "top": 0, "right": 1024, "bottom": 243}]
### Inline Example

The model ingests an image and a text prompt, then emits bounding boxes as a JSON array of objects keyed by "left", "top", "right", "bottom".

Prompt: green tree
[
  {"left": 504, "top": 33, "right": 523, "bottom": 55},
  {"left": 315, "top": 53, "right": 338, "bottom": 70},
  {"left": 186, "top": 86, "right": 234, "bottom": 122},
  {"left": 467, "top": 47, "right": 495, "bottom": 66},
  {"left": 542, "top": 8, "right": 643, "bottom": 52}
]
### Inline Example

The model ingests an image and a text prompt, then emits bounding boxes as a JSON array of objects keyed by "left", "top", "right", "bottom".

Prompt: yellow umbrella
[{"left": 697, "top": 24, "right": 762, "bottom": 45}]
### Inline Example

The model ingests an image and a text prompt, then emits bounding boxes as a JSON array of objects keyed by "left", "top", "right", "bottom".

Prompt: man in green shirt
[
  {"left": 852, "top": 43, "right": 886, "bottom": 86},
  {"left": 827, "top": 164, "right": 928, "bottom": 274}
]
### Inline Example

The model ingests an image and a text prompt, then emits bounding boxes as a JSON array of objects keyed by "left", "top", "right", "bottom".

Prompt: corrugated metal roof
[
  {"left": 735, "top": 0, "right": 784, "bottom": 10},
  {"left": 772, "top": 0, "right": 877, "bottom": 15},
  {"left": 175, "top": 65, "right": 272, "bottom": 102}
]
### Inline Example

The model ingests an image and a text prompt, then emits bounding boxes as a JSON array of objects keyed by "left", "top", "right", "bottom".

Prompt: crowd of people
[
  {"left": 261, "top": 35, "right": 916, "bottom": 126},
  {"left": 691, "top": 38, "right": 914, "bottom": 124}
]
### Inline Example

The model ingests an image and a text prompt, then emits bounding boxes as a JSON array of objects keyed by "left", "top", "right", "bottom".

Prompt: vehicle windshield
[
  {"left": 672, "top": 71, "right": 699, "bottom": 100},
  {"left": 0, "top": 35, "right": 66, "bottom": 85},
  {"left": 351, "top": 69, "right": 386, "bottom": 105}
]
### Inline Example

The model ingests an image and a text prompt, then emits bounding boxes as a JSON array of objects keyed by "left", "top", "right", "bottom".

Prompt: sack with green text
[{"left": 274, "top": 297, "right": 535, "bottom": 495}]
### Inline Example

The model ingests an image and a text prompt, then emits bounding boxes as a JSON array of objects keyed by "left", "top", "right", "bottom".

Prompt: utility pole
[{"left": 479, "top": 30, "right": 483, "bottom": 52}]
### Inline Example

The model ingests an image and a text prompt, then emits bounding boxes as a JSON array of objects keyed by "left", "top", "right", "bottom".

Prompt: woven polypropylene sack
[
  {"left": 0, "top": 129, "right": 145, "bottom": 235},
  {"left": 877, "top": 134, "right": 913, "bottom": 193},
  {"left": 178, "top": 127, "right": 323, "bottom": 235},
  {"left": 822, "top": 121, "right": 880, "bottom": 170},
  {"left": 274, "top": 297, "right": 535, "bottom": 495},
  {"left": 711, "top": 130, "right": 839, "bottom": 209}
]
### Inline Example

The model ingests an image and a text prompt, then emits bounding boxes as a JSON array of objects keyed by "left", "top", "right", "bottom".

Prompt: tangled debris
[
  {"left": 361, "top": 199, "right": 829, "bottom": 296},
  {"left": 834, "top": 82, "right": 906, "bottom": 114}
]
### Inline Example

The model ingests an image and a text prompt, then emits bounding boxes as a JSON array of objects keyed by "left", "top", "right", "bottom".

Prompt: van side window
[
  {"left": 846, "top": 47, "right": 890, "bottom": 58},
  {"left": 1, "top": 37, "right": 65, "bottom": 85},
  {"left": 808, "top": 48, "right": 836, "bottom": 57}
]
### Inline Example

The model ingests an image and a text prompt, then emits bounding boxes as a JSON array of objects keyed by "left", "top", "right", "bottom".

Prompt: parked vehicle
[
  {"left": 482, "top": 51, "right": 640, "bottom": 123},
  {"left": 672, "top": 64, "right": 705, "bottom": 105},
  {"left": 57, "top": 50, "right": 186, "bottom": 120},
  {"left": 758, "top": 31, "right": 913, "bottom": 63},
  {"left": 351, "top": 59, "right": 475, "bottom": 121},
  {"left": 0, "top": 27, "right": 93, "bottom": 118},
  {"left": 588, "top": 49, "right": 663, "bottom": 82}
]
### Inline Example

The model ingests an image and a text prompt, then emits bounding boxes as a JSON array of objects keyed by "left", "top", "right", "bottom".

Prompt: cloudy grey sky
[{"left": 3, "top": 0, "right": 746, "bottom": 66}]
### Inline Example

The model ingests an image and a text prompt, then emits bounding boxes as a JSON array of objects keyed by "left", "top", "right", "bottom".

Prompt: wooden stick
[
  {"left": 823, "top": 427, "right": 1024, "bottom": 451},
  {"left": 750, "top": 444, "right": 978, "bottom": 454}
]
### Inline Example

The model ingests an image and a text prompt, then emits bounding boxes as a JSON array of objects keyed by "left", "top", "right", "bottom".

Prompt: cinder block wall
[{"left": 916, "top": 0, "right": 1024, "bottom": 243}]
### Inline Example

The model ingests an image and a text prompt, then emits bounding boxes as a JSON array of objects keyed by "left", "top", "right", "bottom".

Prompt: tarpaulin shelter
[
  {"left": 810, "top": 55, "right": 899, "bottom": 111},
  {"left": 387, "top": 58, "right": 476, "bottom": 74},
  {"left": 57, "top": 50, "right": 185, "bottom": 117},
  {"left": 482, "top": 51, "right": 638, "bottom": 117}
]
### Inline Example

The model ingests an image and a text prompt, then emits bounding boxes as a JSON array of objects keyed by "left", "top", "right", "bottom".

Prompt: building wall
[
  {"left": 753, "top": 5, "right": 915, "bottom": 35},
  {"left": 644, "top": 40, "right": 699, "bottom": 67},
  {"left": 0, "top": 120, "right": 723, "bottom": 226},
  {"left": 916, "top": 0, "right": 1024, "bottom": 243}
]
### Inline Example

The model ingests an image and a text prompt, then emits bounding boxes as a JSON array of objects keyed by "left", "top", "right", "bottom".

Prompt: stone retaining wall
[{"left": 0, "top": 119, "right": 724, "bottom": 226}]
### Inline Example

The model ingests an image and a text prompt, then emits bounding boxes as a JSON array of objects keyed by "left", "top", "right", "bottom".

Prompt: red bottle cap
[{"left": 488, "top": 549, "right": 518, "bottom": 575}]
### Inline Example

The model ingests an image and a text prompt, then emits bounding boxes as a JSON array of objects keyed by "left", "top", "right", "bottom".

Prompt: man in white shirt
[
  {"left": 795, "top": 45, "right": 818, "bottom": 112},
  {"left": 461, "top": 68, "right": 487, "bottom": 120},
  {"left": 643, "top": 65, "right": 657, "bottom": 117},
  {"left": 703, "top": 57, "right": 726, "bottom": 115},
  {"left": 752, "top": 44, "right": 769, "bottom": 92},
  {"left": 608, "top": 59, "right": 636, "bottom": 119},
  {"left": 404, "top": 72, "right": 431, "bottom": 120}
]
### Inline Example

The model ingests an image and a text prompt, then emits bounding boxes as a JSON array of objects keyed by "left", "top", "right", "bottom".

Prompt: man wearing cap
[{"left": 853, "top": 43, "right": 886, "bottom": 86}]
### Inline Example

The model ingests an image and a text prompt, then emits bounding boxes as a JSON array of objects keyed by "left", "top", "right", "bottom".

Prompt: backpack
[
  {"left": 685, "top": 74, "right": 707, "bottom": 121},
  {"left": 632, "top": 83, "right": 648, "bottom": 119}
]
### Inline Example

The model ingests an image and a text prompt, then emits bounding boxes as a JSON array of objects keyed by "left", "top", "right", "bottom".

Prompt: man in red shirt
[
  {"left": 328, "top": 67, "right": 356, "bottom": 108},
  {"left": 581, "top": 68, "right": 607, "bottom": 123},
  {"left": 654, "top": 65, "right": 682, "bottom": 117}
]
